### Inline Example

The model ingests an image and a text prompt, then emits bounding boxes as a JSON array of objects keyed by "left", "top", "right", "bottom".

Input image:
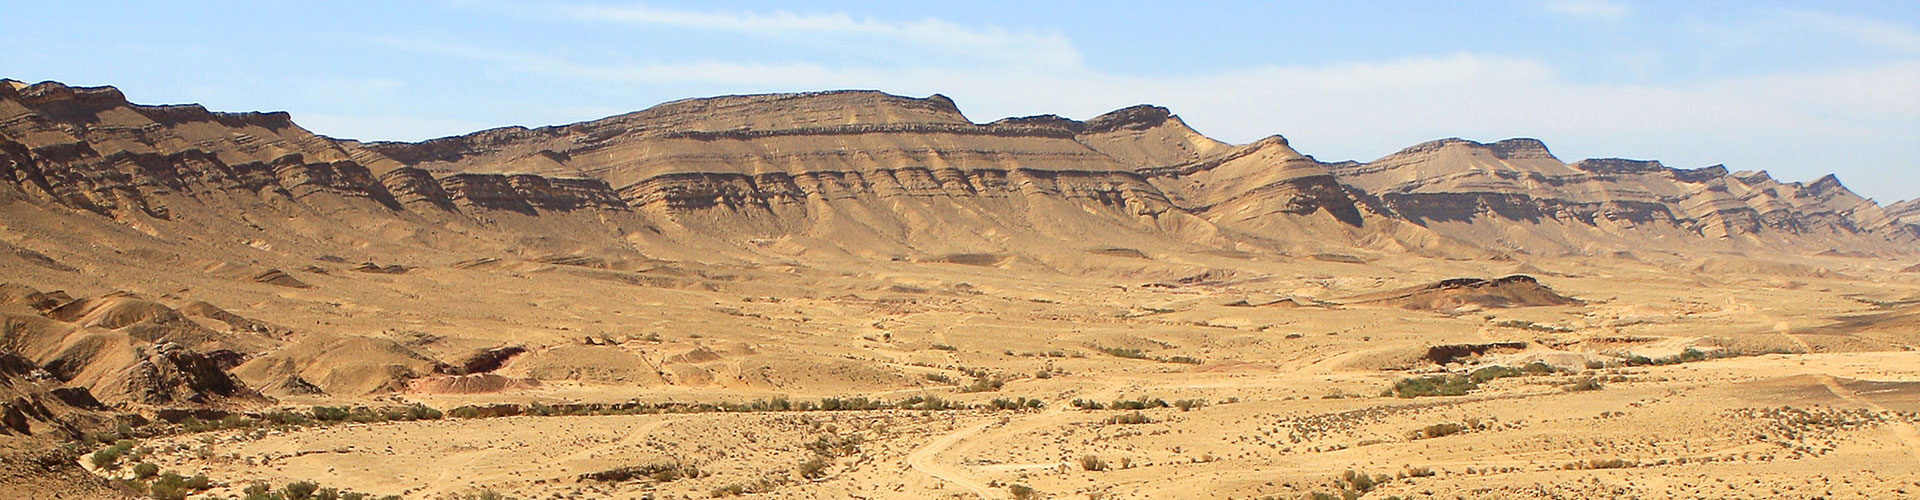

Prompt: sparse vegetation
[
  {"left": 989, "top": 397, "right": 1047, "bottom": 410},
  {"left": 133, "top": 461, "right": 159, "bottom": 479},
  {"left": 710, "top": 478, "right": 785, "bottom": 497},
  {"left": 961, "top": 374, "right": 1007, "bottom": 392},
  {"left": 1493, "top": 319, "right": 1574, "bottom": 333},
  {"left": 1564, "top": 376, "right": 1604, "bottom": 392},
  {"left": 1095, "top": 345, "right": 1204, "bottom": 365},
  {"left": 797, "top": 457, "right": 828, "bottom": 479},
  {"left": 581, "top": 461, "right": 705, "bottom": 483},
  {"left": 1387, "top": 363, "right": 1566, "bottom": 398},
  {"left": 1080, "top": 454, "right": 1109, "bottom": 471},
  {"left": 1009, "top": 483, "right": 1036, "bottom": 500},
  {"left": 1103, "top": 411, "right": 1154, "bottom": 425},
  {"left": 1562, "top": 458, "right": 1637, "bottom": 470},
  {"left": 1301, "top": 470, "right": 1395, "bottom": 500},
  {"left": 1408, "top": 422, "right": 1465, "bottom": 440}
]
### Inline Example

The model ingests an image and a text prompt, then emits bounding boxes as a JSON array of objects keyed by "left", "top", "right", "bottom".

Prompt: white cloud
[
  {"left": 554, "top": 3, "right": 1081, "bottom": 68},
  {"left": 296, "top": 112, "right": 494, "bottom": 142},
  {"left": 1780, "top": 9, "right": 1920, "bottom": 52},
  {"left": 1544, "top": 0, "right": 1632, "bottom": 22}
]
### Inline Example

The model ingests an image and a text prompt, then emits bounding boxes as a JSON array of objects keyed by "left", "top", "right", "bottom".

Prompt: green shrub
[
  {"left": 133, "top": 462, "right": 159, "bottom": 479},
  {"left": 962, "top": 376, "right": 1006, "bottom": 393},
  {"left": 1097, "top": 346, "right": 1150, "bottom": 360},
  {"left": 243, "top": 482, "right": 277, "bottom": 500},
  {"left": 311, "top": 406, "right": 350, "bottom": 422},
  {"left": 797, "top": 457, "right": 828, "bottom": 479},
  {"left": 89, "top": 447, "right": 123, "bottom": 469},
  {"left": 709, "top": 478, "right": 782, "bottom": 497},
  {"left": 1163, "top": 355, "right": 1203, "bottom": 365},
  {"left": 282, "top": 480, "right": 319, "bottom": 500},
  {"left": 1410, "top": 422, "right": 1465, "bottom": 440},
  {"left": 459, "top": 489, "right": 507, "bottom": 500},
  {"left": 149, "top": 472, "right": 191, "bottom": 500}
]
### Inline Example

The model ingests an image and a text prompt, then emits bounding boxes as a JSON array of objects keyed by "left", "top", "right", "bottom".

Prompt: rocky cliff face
[
  {"left": 3, "top": 78, "right": 1911, "bottom": 260},
  {"left": 1327, "top": 138, "right": 1915, "bottom": 254},
  {"left": 0, "top": 80, "right": 623, "bottom": 222}
]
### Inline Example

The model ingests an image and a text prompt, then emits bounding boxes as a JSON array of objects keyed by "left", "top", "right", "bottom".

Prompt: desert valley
[{"left": 3, "top": 78, "right": 1920, "bottom": 500}]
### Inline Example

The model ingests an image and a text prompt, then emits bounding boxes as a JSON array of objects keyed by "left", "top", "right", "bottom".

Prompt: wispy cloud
[
  {"left": 1544, "top": 0, "right": 1632, "bottom": 22},
  {"left": 1781, "top": 8, "right": 1920, "bottom": 52},
  {"left": 553, "top": 3, "right": 1081, "bottom": 68}
]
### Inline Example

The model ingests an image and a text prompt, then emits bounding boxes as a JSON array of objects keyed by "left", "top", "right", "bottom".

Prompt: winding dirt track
[{"left": 907, "top": 418, "right": 1004, "bottom": 499}]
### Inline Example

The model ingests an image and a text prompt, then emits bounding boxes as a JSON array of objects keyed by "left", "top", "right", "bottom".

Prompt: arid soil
[{"left": 4, "top": 79, "right": 1920, "bottom": 499}]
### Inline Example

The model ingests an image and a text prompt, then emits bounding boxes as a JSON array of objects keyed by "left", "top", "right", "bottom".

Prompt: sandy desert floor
[{"left": 34, "top": 247, "right": 1915, "bottom": 500}]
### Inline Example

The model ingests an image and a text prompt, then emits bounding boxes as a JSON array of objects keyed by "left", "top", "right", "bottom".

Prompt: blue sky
[{"left": 4, "top": 1, "right": 1918, "bottom": 201}]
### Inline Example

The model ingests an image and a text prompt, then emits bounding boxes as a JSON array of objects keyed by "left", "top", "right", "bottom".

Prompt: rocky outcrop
[
  {"left": 116, "top": 342, "right": 251, "bottom": 405},
  {"left": 0, "top": 80, "right": 639, "bottom": 221},
  {"left": 440, "top": 173, "right": 628, "bottom": 214},
  {"left": 1329, "top": 138, "right": 1915, "bottom": 253},
  {"left": 4, "top": 78, "right": 1913, "bottom": 258}
]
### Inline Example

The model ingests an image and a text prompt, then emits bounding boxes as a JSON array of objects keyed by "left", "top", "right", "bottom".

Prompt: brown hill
[
  {"left": 4, "top": 78, "right": 1913, "bottom": 267},
  {"left": 0, "top": 285, "right": 262, "bottom": 406},
  {"left": 1344, "top": 275, "right": 1579, "bottom": 311}
]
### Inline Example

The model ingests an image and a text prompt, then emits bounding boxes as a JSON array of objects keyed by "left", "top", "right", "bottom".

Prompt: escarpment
[
  {"left": 0, "top": 80, "right": 635, "bottom": 223},
  {"left": 3, "top": 78, "right": 1913, "bottom": 260},
  {"left": 1328, "top": 138, "right": 1916, "bottom": 253}
]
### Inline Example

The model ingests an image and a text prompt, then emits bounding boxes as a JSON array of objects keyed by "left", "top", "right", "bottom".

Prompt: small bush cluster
[
  {"left": 176, "top": 404, "right": 443, "bottom": 435},
  {"left": 796, "top": 457, "right": 828, "bottom": 480},
  {"left": 146, "top": 471, "right": 212, "bottom": 500},
  {"left": 1616, "top": 346, "right": 1793, "bottom": 367},
  {"left": 1095, "top": 345, "right": 1204, "bottom": 365},
  {"left": 1408, "top": 422, "right": 1464, "bottom": 440},
  {"left": 1387, "top": 362, "right": 1564, "bottom": 398},
  {"left": 961, "top": 375, "right": 1007, "bottom": 393},
  {"left": 1302, "top": 470, "right": 1393, "bottom": 500},
  {"left": 1493, "top": 319, "right": 1574, "bottom": 333},
  {"left": 581, "top": 462, "right": 705, "bottom": 483},
  {"left": 1073, "top": 395, "right": 1202, "bottom": 411},
  {"left": 1103, "top": 411, "right": 1153, "bottom": 425},
  {"left": 804, "top": 434, "right": 865, "bottom": 457},
  {"left": 89, "top": 439, "right": 138, "bottom": 469},
  {"left": 1563, "top": 377, "right": 1604, "bottom": 392},
  {"left": 988, "top": 397, "right": 1046, "bottom": 410},
  {"left": 1562, "top": 458, "right": 1636, "bottom": 470},
  {"left": 239, "top": 480, "right": 398, "bottom": 500},
  {"left": 1009, "top": 483, "right": 1036, "bottom": 500},
  {"left": 709, "top": 478, "right": 784, "bottom": 497},
  {"left": 1079, "top": 455, "right": 1109, "bottom": 471}
]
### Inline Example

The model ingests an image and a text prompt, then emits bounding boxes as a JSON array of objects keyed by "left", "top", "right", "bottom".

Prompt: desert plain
[{"left": 2, "top": 79, "right": 1919, "bottom": 500}]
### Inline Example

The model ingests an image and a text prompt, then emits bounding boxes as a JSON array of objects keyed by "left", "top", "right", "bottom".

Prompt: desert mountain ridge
[{"left": 2, "top": 78, "right": 1913, "bottom": 270}]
